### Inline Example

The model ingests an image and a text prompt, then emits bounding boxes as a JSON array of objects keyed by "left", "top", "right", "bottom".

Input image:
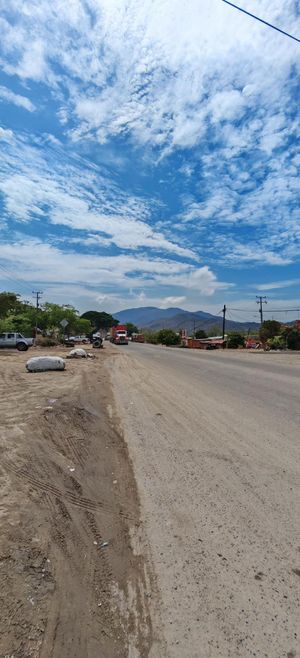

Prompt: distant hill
[{"left": 114, "top": 306, "right": 260, "bottom": 334}]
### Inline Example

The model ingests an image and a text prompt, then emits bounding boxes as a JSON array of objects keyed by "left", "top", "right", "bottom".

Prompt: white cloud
[
  {"left": 0, "top": 0, "right": 299, "bottom": 308},
  {"left": 155, "top": 265, "right": 233, "bottom": 296},
  {"left": 220, "top": 243, "right": 292, "bottom": 266},
  {"left": 0, "top": 0, "right": 298, "bottom": 149},
  {"left": 255, "top": 279, "right": 300, "bottom": 291},
  {"left": 0, "top": 85, "right": 35, "bottom": 112},
  {"left": 0, "top": 126, "right": 13, "bottom": 141},
  {"left": 159, "top": 296, "right": 186, "bottom": 307},
  {"left": 0, "top": 170, "right": 194, "bottom": 258},
  {"left": 209, "top": 90, "right": 246, "bottom": 124},
  {"left": 0, "top": 237, "right": 228, "bottom": 299}
]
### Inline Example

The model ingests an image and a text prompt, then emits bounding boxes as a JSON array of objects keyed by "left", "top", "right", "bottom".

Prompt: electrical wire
[
  {"left": 228, "top": 307, "right": 300, "bottom": 314},
  {"left": 0, "top": 262, "right": 34, "bottom": 298},
  {"left": 222, "top": 0, "right": 300, "bottom": 44}
]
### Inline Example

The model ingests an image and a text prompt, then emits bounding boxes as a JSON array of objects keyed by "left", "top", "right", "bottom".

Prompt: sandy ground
[
  {"left": 0, "top": 345, "right": 153, "bottom": 658},
  {"left": 1, "top": 343, "right": 300, "bottom": 658},
  {"left": 111, "top": 344, "right": 300, "bottom": 658}
]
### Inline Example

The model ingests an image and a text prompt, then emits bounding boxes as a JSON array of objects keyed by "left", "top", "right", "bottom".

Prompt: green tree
[
  {"left": 195, "top": 329, "right": 207, "bottom": 339},
  {"left": 156, "top": 329, "right": 181, "bottom": 346},
  {"left": 81, "top": 311, "right": 119, "bottom": 331},
  {"left": 227, "top": 332, "right": 245, "bottom": 349},
  {"left": 71, "top": 317, "right": 91, "bottom": 335},
  {"left": 259, "top": 320, "right": 282, "bottom": 343},
  {"left": 0, "top": 316, "right": 15, "bottom": 332},
  {"left": 0, "top": 292, "right": 23, "bottom": 318},
  {"left": 126, "top": 322, "right": 139, "bottom": 337}
]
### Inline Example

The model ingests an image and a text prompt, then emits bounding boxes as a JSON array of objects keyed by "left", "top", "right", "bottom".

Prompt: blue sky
[{"left": 0, "top": 0, "right": 299, "bottom": 322}]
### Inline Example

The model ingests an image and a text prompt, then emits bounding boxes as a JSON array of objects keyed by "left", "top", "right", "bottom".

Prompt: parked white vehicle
[
  {"left": 68, "top": 335, "right": 89, "bottom": 344},
  {"left": 0, "top": 332, "right": 34, "bottom": 351}
]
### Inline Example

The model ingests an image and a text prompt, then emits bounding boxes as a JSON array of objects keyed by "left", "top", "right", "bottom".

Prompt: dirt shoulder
[{"left": 0, "top": 346, "right": 153, "bottom": 658}]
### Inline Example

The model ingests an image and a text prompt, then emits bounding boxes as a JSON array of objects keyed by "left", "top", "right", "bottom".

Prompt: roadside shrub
[
  {"left": 259, "top": 320, "right": 282, "bottom": 343},
  {"left": 286, "top": 328, "right": 300, "bottom": 350},
  {"left": 227, "top": 332, "right": 245, "bottom": 349},
  {"left": 156, "top": 329, "right": 181, "bottom": 346},
  {"left": 144, "top": 331, "right": 159, "bottom": 344},
  {"left": 36, "top": 336, "right": 61, "bottom": 347},
  {"left": 267, "top": 336, "right": 285, "bottom": 350}
]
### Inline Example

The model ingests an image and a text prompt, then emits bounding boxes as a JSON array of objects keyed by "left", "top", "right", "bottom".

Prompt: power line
[
  {"left": 228, "top": 307, "right": 300, "bottom": 314},
  {"left": 263, "top": 308, "right": 300, "bottom": 313},
  {"left": 222, "top": 0, "right": 300, "bottom": 44},
  {"left": 0, "top": 262, "right": 32, "bottom": 296}
]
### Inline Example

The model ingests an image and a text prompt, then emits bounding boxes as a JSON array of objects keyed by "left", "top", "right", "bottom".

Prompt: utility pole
[
  {"left": 32, "top": 290, "right": 43, "bottom": 340},
  {"left": 256, "top": 296, "right": 267, "bottom": 325},
  {"left": 193, "top": 318, "right": 196, "bottom": 337},
  {"left": 222, "top": 304, "right": 226, "bottom": 341}
]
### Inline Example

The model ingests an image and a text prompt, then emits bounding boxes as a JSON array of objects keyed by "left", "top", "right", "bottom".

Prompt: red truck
[
  {"left": 111, "top": 325, "right": 128, "bottom": 345},
  {"left": 132, "top": 333, "right": 145, "bottom": 343}
]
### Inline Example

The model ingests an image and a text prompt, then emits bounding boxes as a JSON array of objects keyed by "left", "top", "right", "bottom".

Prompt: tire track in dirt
[
  {"left": 4, "top": 460, "right": 134, "bottom": 519},
  {"left": 0, "top": 347, "right": 155, "bottom": 658}
]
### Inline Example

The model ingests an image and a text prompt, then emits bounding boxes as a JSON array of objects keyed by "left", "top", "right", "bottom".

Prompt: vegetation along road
[{"left": 111, "top": 343, "right": 300, "bottom": 658}]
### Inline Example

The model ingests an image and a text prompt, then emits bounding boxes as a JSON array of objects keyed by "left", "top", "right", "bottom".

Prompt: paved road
[{"left": 110, "top": 344, "right": 300, "bottom": 658}]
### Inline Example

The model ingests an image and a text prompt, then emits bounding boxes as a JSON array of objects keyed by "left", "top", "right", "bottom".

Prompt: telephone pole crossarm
[{"left": 256, "top": 296, "right": 267, "bottom": 325}]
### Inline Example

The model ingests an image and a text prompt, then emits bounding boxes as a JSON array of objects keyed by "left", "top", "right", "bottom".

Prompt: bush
[
  {"left": 267, "top": 336, "right": 285, "bottom": 350},
  {"left": 259, "top": 320, "right": 282, "bottom": 343},
  {"left": 144, "top": 331, "right": 159, "bottom": 344},
  {"left": 36, "top": 336, "right": 61, "bottom": 347},
  {"left": 286, "top": 328, "right": 300, "bottom": 350},
  {"left": 156, "top": 329, "right": 181, "bottom": 346},
  {"left": 227, "top": 332, "right": 245, "bottom": 349}
]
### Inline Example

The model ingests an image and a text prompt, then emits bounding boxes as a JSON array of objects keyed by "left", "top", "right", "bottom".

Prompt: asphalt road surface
[{"left": 110, "top": 344, "right": 300, "bottom": 658}]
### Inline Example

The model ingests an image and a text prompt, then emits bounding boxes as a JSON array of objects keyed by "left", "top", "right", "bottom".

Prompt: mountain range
[{"left": 114, "top": 307, "right": 260, "bottom": 334}]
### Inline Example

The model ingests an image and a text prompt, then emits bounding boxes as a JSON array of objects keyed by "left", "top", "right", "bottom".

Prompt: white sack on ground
[
  {"left": 26, "top": 356, "right": 66, "bottom": 372},
  {"left": 67, "top": 349, "right": 87, "bottom": 358}
]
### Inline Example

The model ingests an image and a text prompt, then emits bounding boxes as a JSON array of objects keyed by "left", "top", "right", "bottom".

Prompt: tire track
[{"left": 4, "top": 460, "right": 134, "bottom": 520}]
